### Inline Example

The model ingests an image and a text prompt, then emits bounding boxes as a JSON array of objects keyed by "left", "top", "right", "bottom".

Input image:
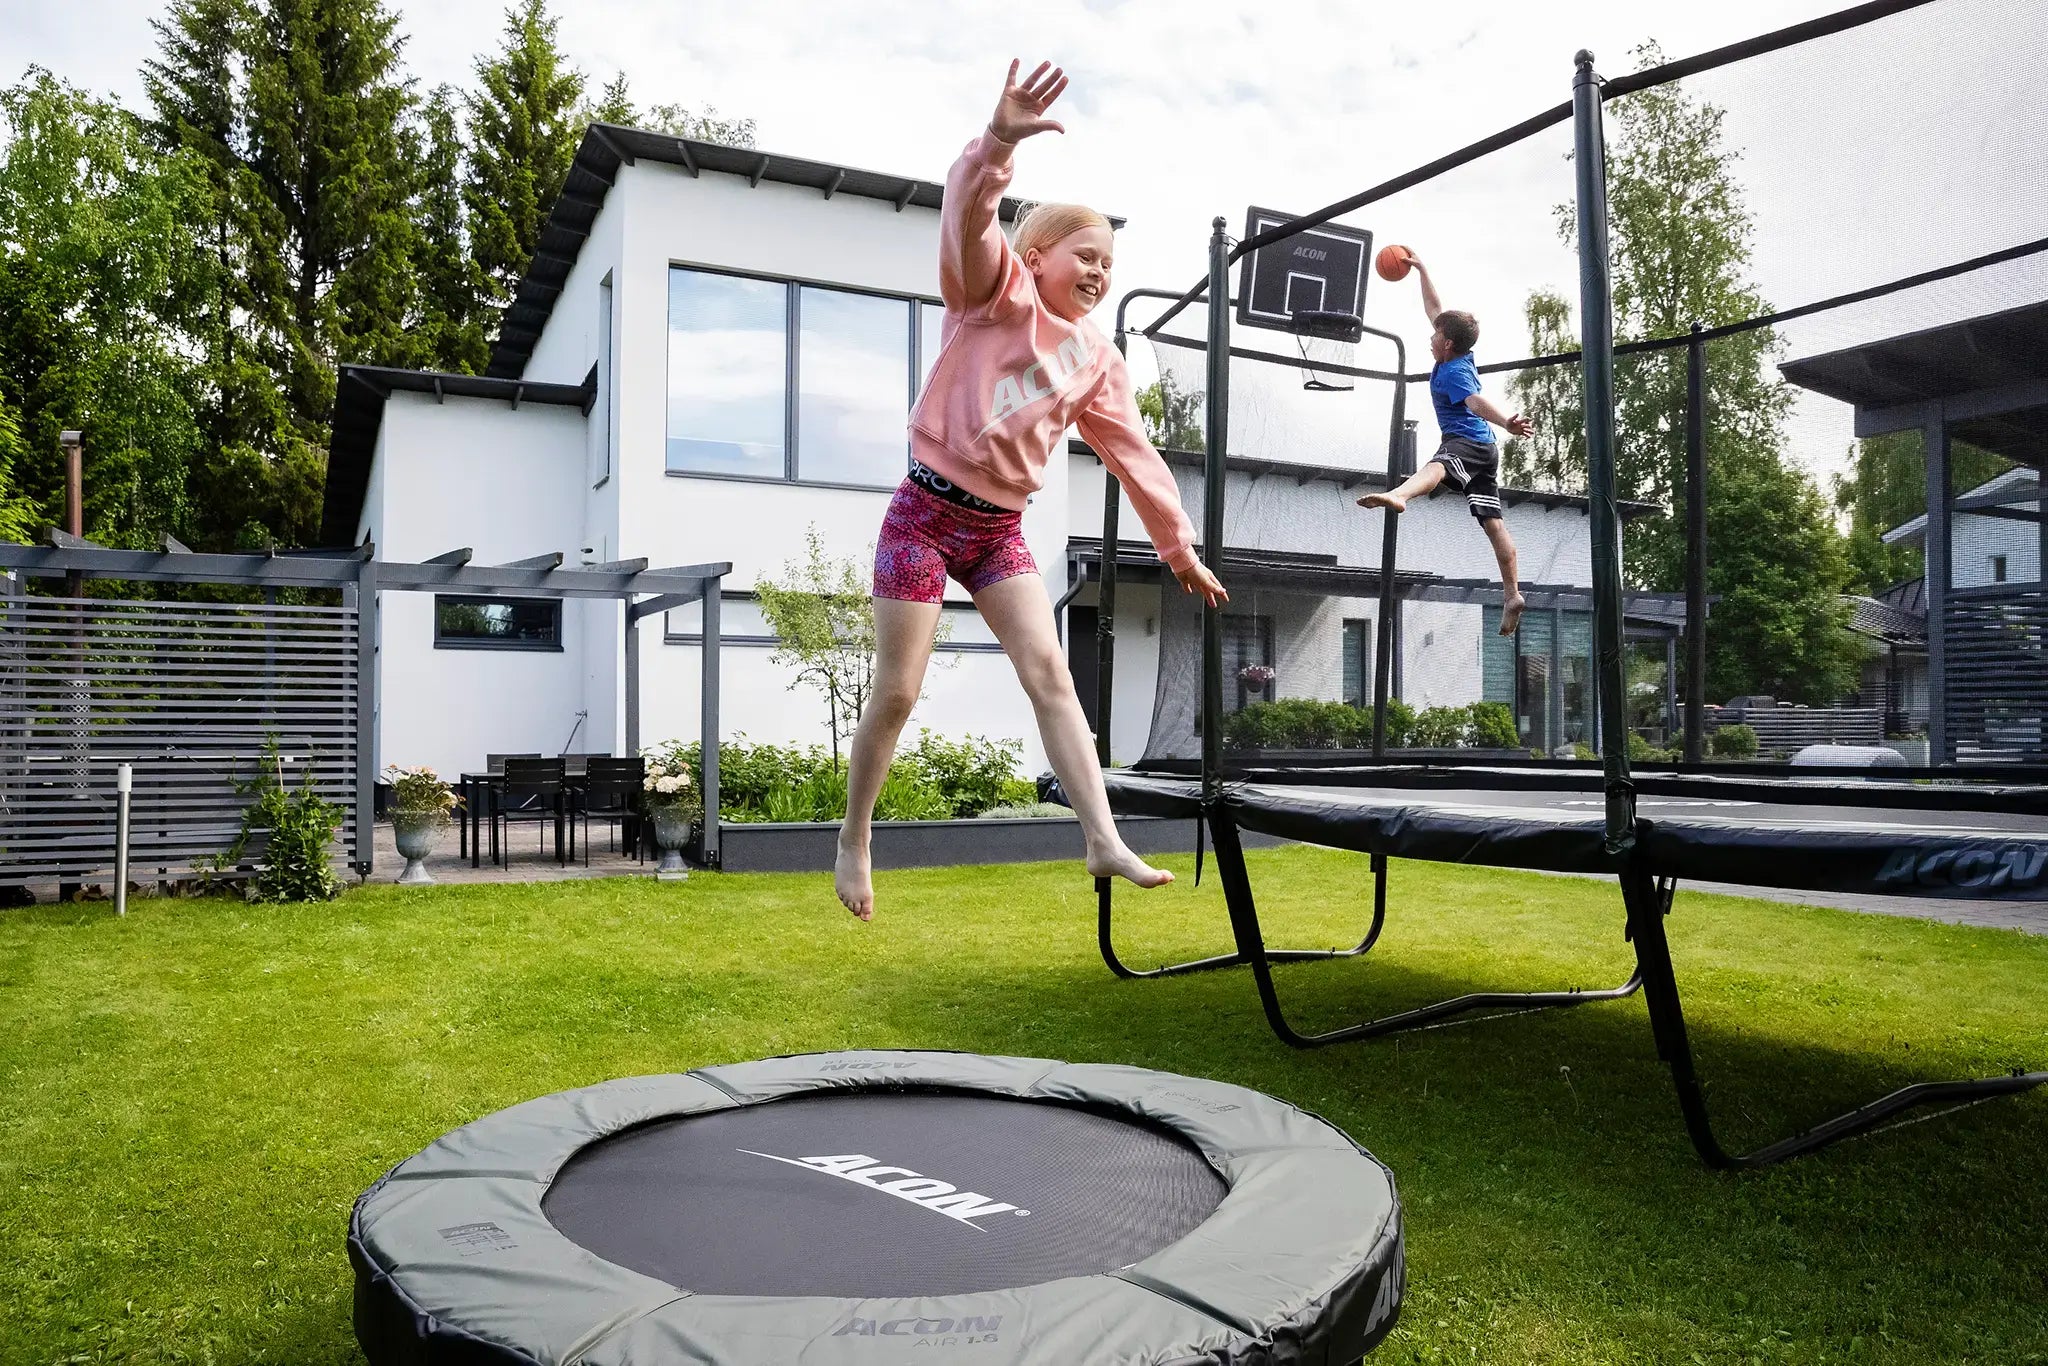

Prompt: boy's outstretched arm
[
  {"left": 1465, "top": 392, "right": 1533, "bottom": 438},
  {"left": 1412, "top": 255, "right": 1445, "bottom": 326}
]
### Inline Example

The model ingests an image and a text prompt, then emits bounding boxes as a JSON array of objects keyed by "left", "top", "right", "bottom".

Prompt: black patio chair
[
  {"left": 560, "top": 751, "right": 611, "bottom": 779},
  {"left": 577, "top": 756, "right": 646, "bottom": 866},
  {"left": 493, "top": 757, "right": 569, "bottom": 866}
]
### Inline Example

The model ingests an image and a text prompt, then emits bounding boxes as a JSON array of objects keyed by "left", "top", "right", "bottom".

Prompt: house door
[{"left": 1068, "top": 606, "right": 1099, "bottom": 731}]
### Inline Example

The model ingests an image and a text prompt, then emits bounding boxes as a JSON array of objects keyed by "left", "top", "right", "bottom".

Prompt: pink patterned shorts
[{"left": 873, "top": 479, "right": 1038, "bottom": 603}]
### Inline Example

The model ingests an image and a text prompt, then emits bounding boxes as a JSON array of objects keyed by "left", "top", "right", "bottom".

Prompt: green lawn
[{"left": 3, "top": 848, "right": 2046, "bottom": 1365}]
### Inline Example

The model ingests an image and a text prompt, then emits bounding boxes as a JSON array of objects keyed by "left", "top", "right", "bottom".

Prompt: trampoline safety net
[{"left": 1089, "top": 0, "right": 2047, "bottom": 778}]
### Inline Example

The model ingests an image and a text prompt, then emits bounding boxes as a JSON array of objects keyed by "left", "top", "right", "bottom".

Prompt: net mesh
[{"left": 1100, "top": 0, "right": 2047, "bottom": 774}]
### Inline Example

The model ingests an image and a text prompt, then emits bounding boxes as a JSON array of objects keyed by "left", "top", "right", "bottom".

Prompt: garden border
[{"left": 713, "top": 814, "right": 1284, "bottom": 875}]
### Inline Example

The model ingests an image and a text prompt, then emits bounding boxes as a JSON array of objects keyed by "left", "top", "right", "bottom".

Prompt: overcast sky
[{"left": 8, "top": 0, "right": 2038, "bottom": 490}]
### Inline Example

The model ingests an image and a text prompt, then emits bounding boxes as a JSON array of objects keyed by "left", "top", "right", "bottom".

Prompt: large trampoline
[
  {"left": 1069, "top": 8, "right": 2048, "bottom": 1171},
  {"left": 350, "top": 1051, "right": 1405, "bottom": 1364}
]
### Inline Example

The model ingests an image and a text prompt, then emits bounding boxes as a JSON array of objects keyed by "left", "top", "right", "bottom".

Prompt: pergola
[
  {"left": 0, "top": 534, "right": 729, "bottom": 881},
  {"left": 1781, "top": 299, "right": 2048, "bottom": 762}
]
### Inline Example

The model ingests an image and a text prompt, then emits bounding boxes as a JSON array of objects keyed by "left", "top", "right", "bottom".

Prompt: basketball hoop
[
  {"left": 1233, "top": 207, "right": 1374, "bottom": 394},
  {"left": 1290, "top": 310, "right": 1364, "bottom": 392}
]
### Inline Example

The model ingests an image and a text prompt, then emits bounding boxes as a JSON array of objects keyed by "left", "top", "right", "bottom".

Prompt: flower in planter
[
  {"left": 1238, "top": 663, "right": 1276, "bottom": 695},
  {"left": 639, "top": 744, "right": 702, "bottom": 818},
  {"left": 384, "top": 765, "right": 461, "bottom": 820}
]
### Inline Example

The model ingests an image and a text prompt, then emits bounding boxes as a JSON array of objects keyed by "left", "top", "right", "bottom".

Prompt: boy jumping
[{"left": 1357, "top": 253, "right": 1532, "bottom": 635}]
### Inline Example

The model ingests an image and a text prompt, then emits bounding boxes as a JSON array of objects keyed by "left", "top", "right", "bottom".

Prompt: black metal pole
[
  {"left": 1099, "top": 325, "right": 1129, "bottom": 769},
  {"left": 1201, "top": 218, "right": 1231, "bottom": 795},
  {"left": 1370, "top": 363, "right": 1410, "bottom": 759},
  {"left": 1572, "top": 51, "right": 1634, "bottom": 854},
  {"left": 1682, "top": 320, "right": 1708, "bottom": 763}
]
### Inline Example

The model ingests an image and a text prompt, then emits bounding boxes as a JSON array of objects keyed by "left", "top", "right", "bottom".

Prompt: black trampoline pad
[{"left": 541, "top": 1091, "right": 1228, "bottom": 1297}]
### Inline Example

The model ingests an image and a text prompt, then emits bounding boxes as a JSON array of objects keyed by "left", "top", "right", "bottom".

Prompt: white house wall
[
  {"left": 365, "top": 391, "right": 592, "bottom": 779},
  {"left": 1951, "top": 508, "right": 2041, "bottom": 587}
]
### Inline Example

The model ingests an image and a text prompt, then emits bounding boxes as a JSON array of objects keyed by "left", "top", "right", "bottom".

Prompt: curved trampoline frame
[{"left": 349, "top": 1050, "right": 1405, "bottom": 1366}]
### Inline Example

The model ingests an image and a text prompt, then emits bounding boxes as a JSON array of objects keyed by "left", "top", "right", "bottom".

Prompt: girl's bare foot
[
  {"left": 1499, "top": 593, "right": 1526, "bottom": 635},
  {"left": 835, "top": 839, "right": 874, "bottom": 921},
  {"left": 1085, "top": 843, "right": 1174, "bottom": 889},
  {"left": 1356, "top": 492, "right": 1408, "bottom": 514}
]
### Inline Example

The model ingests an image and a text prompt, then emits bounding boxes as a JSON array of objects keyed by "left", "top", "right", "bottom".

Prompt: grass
[{"left": 3, "top": 847, "right": 2046, "bottom": 1365}]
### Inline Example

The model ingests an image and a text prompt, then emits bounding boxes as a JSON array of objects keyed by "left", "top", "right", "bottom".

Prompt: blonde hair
[{"left": 1014, "top": 202, "right": 1112, "bottom": 260}]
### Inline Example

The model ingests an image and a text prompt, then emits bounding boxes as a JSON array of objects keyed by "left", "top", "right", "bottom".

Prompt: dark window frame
[
  {"left": 433, "top": 595, "right": 565, "bottom": 652},
  {"left": 665, "top": 260, "right": 945, "bottom": 492},
  {"left": 1341, "top": 616, "right": 1374, "bottom": 709}
]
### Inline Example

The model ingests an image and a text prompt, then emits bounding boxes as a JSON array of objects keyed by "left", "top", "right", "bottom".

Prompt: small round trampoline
[{"left": 350, "top": 1051, "right": 1404, "bottom": 1364}]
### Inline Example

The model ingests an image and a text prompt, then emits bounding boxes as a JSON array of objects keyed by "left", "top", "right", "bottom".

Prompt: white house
[{"left": 323, "top": 125, "right": 1637, "bottom": 782}]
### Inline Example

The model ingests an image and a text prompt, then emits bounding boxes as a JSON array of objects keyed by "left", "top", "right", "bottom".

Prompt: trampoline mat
[{"left": 541, "top": 1091, "right": 1229, "bottom": 1297}]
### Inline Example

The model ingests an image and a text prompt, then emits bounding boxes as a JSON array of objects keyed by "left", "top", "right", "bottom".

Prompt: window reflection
[
  {"left": 918, "top": 301, "right": 947, "bottom": 396},
  {"left": 798, "top": 286, "right": 910, "bottom": 487},
  {"left": 667, "top": 270, "right": 787, "bottom": 476}
]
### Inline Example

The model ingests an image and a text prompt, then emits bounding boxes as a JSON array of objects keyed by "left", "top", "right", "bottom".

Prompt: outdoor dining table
[{"left": 458, "top": 760, "right": 601, "bottom": 868}]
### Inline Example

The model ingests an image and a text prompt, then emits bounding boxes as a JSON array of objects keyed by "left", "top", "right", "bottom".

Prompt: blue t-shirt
[{"left": 1431, "top": 354, "right": 1495, "bottom": 445}]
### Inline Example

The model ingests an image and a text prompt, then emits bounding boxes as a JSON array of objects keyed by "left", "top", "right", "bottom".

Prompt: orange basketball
[{"left": 1375, "top": 244, "right": 1413, "bottom": 281}]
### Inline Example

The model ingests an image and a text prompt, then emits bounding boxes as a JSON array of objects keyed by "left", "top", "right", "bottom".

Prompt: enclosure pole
[
  {"left": 700, "top": 579, "right": 722, "bottom": 867},
  {"left": 1923, "top": 409, "right": 1951, "bottom": 764},
  {"left": 114, "top": 762, "right": 131, "bottom": 916},
  {"left": 1571, "top": 51, "right": 1634, "bottom": 855},
  {"left": 1370, "top": 393, "right": 1411, "bottom": 758},
  {"left": 624, "top": 605, "right": 641, "bottom": 760},
  {"left": 1682, "top": 321, "right": 1708, "bottom": 763},
  {"left": 1098, "top": 327, "right": 1127, "bottom": 769},
  {"left": 1201, "top": 218, "right": 1231, "bottom": 796},
  {"left": 351, "top": 559, "right": 378, "bottom": 878}
]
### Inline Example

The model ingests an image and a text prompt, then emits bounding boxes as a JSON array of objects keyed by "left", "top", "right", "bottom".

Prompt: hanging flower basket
[{"left": 1238, "top": 664, "right": 1276, "bottom": 695}]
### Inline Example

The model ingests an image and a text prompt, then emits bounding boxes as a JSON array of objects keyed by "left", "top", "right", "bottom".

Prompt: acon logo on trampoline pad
[
  {"left": 1875, "top": 843, "right": 2046, "bottom": 891},
  {"left": 735, "top": 1150, "right": 1030, "bottom": 1229}
]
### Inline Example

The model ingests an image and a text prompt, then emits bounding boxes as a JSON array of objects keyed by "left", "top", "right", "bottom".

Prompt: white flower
[
  {"left": 655, "top": 775, "right": 682, "bottom": 794},
  {"left": 643, "top": 776, "right": 658, "bottom": 791}
]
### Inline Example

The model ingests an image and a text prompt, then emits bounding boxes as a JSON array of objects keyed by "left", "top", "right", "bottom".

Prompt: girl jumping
[{"left": 835, "top": 59, "right": 1228, "bottom": 921}]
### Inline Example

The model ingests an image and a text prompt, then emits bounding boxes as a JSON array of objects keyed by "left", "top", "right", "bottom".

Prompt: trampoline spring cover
[{"left": 349, "top": 1050, "right": 1405, "bottom": 1365}]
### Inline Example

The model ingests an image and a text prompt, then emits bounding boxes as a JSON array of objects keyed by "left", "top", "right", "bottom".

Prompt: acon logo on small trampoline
[
  {"left": 735, "top": 1150, "right": 1030, "bottom": 1229},
  {"left": 1875, "top": 843, "right": 2046, "bottom": 891}
]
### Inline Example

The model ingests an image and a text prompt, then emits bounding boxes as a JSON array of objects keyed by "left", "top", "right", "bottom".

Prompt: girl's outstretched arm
[{"left": 942, "top": 61, "right": 1069, "bottom": 314}]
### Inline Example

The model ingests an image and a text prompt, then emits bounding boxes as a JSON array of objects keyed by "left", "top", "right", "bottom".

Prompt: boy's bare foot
[
  {"left": 1086, "top": 843, "right": 1175, "bottom": 889},
  {"left": 1356, "top": 492, "right": 1407, "bottom": 514},
  {"left": 835, "top": 839, "right": 874, "bottom": 921},
  {"left": 1499, "top": 593, "right": 1526, "bottom": 636}
]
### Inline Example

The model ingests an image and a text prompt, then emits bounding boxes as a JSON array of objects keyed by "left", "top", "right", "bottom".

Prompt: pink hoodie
[{"left": 909, "top": 131, "right": 1198, "bottom": 573}]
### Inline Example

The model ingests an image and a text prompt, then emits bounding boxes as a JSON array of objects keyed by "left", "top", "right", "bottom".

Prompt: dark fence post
[
  {"left": 1201, "top": 217, "right": 1231, "bottom": 795},
  {"left": 1683, "top": 321, "right": 1708, "bottom": 762}
]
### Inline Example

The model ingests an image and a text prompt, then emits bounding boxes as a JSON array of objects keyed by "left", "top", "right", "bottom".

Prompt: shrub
[
  {"left": 1709, "top": 723, "right": 1759, "bottom": 759},
  {"left": 976, "top": 802, "right": 1070, "bottom": 819},
  {"left": 995, "top": 777, "right": 1040, "bottom": 808},
  {"left": 899, "top": 730, "right": 1022, "bottom": 817},
  {"left": 1469, "top": 702, "right": 1519, "bottom": 750},
  {"left": 1627, "top": 731, "right": 1679, "bottom": 764},
  {"left": 213, "top": 737, "right": 342, "bottom": 903},
  {"left": 384, "top": 765, "right": 459, "bottom": 818},
  {"left": 874, "top": 765, "right": 952, "bottom": 821},
  {"left": 1573, "top": 742, "right": 1597, "bottom": 761},
  {"left": 1410, "top": 705, "right": 1473, "bottom": 748},
  {"left": 1222, "top": 698, "right": 1405, "bottom": 751}
]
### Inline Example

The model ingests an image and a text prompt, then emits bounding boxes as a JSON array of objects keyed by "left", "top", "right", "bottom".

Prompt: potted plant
[
  {"left": 385, "top": 765, "right": 461, "bottom": 885},
  {"left": 1238, "top": 663, "right": 1276, "bottom": 696},
  {"left": 641, "top": 742, "right": 701, "bottom": 880}
]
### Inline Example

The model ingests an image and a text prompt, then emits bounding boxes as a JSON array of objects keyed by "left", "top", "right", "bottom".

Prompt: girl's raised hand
[{"left": 990, "top": 60, "right": 1069, "bottom": 144}]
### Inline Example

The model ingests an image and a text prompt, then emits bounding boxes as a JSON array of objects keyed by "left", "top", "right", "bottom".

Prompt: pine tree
[
  {"left": 1501, "top": 289, "right": 1583, "bottom": 493},
  {"left": 585, "top": 72, "right": 634, "bottom": 127},
  {"left": 240, "top": 0, "right": 417, "bottom": 443},
  {"left": 464, "top": 0, "right": 584, "bottom": 308},
  {"left": 408, "top": 85, "right": 488, "bottom": 373}
]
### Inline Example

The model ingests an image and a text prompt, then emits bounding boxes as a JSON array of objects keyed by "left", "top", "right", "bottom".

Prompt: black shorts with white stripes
[{"left": 1429, "top": 437, "right": 1504, "bottom": 522}]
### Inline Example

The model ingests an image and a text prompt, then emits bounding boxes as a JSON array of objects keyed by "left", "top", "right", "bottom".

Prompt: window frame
[
  {"left": 1340, "top": 616, "right": 1374, "bottom": 709},
  {"left": 664, "top": 260, "right": 946, "bottom": 492},
  {"left": 432, "top": 595, "right": 566, "bottom": 653}
]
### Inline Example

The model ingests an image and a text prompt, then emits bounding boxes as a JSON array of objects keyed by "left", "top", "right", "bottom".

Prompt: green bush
[
  {"left": 1626, "top": 731, "right": 1679, "bottom": 764},
  {"left": 212, "top": 737, "right": 342, "bottom": 903},
  {"left": 1469, "top": 702, "right": 1519, "bottom": 750},
  {"left": 1709, "top": 723, "right": 1759, "bottom": 759},
  {"left": 1573, "top": 742, "right": 1597, "bottom": 761},
  {"left": 996, "top": 777, "right": 1040, "bottom": 808},
  {"left": 898, "top": 730, "right": 1023, "bottom": 817},
  {"left": 874, "top": 765, "right": 953, "bottom": 821},
  {"left": 1410, "top": 705, "right": 1473, "bottom": 748},
  {"left": 1222, "top": 698, "right": 1407, "bottom": 751}
]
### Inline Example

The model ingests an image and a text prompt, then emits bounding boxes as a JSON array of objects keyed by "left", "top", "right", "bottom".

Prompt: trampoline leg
[
  {"left": 1622, "top": 869, "right": 2048, "bottom": 1169},
  {"left": 1095, "top": 840, "right": 1386, "bottom": 981},
  {"left": 1209, "top": 810, "right": 1641, "bottom": 1050}
]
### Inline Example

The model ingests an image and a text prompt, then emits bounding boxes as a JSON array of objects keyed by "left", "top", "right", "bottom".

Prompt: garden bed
[{"left": 715, "top": 813, "right": 1283, "bottom": 874}]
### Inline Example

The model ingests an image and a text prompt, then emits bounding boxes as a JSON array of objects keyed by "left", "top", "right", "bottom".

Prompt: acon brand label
[
  {"left": 736, "top": 1151, "right": 1030, "bottom": 1230},
  {"left": 832, "top": 1314, "right": 1003, "bottom": 1341},
  {"left": 1875, "top": 843, "right": 2046, "bottom": 891}
]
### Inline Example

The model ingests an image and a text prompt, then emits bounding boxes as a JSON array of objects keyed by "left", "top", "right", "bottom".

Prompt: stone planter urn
[
  {"left": 649, "top": 806, "right": 694, "bottom": 880},
  {"left": 391, "top": 810, "right": 447, "bottom": 885}
]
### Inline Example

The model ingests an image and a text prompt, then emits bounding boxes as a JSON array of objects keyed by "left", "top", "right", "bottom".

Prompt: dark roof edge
[
  {"left": 319, "top": 365, "right": 596, "bottom": 545},
  {"left": 486, "top": 124, "right": 1125, "bottom": 382},
  {"left": 1071, "top": 439, "right": 1663, "bottom": 520}
]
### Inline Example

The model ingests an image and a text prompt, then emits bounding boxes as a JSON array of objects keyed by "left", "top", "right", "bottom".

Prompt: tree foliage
[
  {"left": 1832, "top": 430, "right": 2010, "bottom": 595},
  {"left": 464, "top": 0, "right": 584, "bottom": 307},
  {"left": 1524, "top": 43, "right": 1863, "bottom": 703},
  {"left": 1136, "top": 368, "right": 1204, "bottom": 452},
  {"left": 1501, "top": 289, "right": 1582, "bottom": 493}
]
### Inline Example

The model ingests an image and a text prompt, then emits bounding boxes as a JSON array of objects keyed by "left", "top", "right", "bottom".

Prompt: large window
[
  {"left": 666, "top": 269, "right": 789, "bottom": 477},
  {"left": 435, "top": 597, "right": 562, "bottom": 651},
  {"left": 667, "top": 266, "right": 944, "bottom": 488}
]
